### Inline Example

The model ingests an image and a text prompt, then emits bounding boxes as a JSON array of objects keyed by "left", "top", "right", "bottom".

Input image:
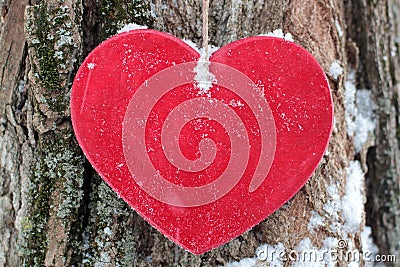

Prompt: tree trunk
[{"left": 0, "top": 0, "right": 398, "bottom": 266}]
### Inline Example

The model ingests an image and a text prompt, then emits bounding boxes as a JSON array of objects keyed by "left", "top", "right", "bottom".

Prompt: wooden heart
[{"left": 71, "top": 30, "right": 333, "bottom": 254}]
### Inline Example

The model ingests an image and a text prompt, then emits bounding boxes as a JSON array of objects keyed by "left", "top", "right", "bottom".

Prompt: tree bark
[
  {"left": 0, "top": 0, "right": 398, "bottom": 266},
  {"left": 345, "top": 0, "right": 400, "bottom": 257}
]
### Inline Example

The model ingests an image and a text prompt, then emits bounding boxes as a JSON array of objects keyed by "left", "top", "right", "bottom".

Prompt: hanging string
[
  {"left": 202, "top": 0, "right": 209, "bottom": 59},
  {"left": 195, "top": 0, "right": 214, "bottom": 95}
]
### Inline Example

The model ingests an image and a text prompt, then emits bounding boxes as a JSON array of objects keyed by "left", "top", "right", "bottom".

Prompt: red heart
[{"left": 71, "top": 30, "right": 333, "bottom": 254}]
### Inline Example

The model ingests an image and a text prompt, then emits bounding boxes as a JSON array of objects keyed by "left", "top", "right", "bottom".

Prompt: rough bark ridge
[
  {"left": 0, "top": 0, "right": 398, "bottom": 266},
  {"left": 0, "top": 1, "right": 30, "bottom": 266},
  {"left": 346, "top": 0, "right": 400, "bottom": 256}
]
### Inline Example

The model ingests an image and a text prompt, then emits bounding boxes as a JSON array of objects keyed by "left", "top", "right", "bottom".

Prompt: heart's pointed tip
[
  {"left": 184, "top": 245, "right": 216, "bottom": 255},
  {"left": 186, "top": 248, "right": 209, "bottom": 255}
]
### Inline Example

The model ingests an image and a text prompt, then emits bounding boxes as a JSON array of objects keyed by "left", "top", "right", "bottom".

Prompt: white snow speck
[
  {"left": 259, "top": 29, "right": 294, "bottom": 42},
  {"left": 103, "top": 227, "right": 113, "bottom": 236},
  {"left": 57, "top": 34, "right": 73, "bottom": 47},
  {"left": 335, "top": 20, "right": 343, "bottom": 37},
  {"left": 18, "top": 80, "right": 25, "bottom": 93},
  {"left": 54, "top": 50, "right": 64, "bottom": 60},
  {"left": 87, "top": 63, "right": 96, "bottom": 70},
  {"left": 342, "top": 160, "right": 365, "bottom": 233},
  {"left": 117, "top": 23, "right": 148, "bottom": 34},
  {"left": 229, "top": 99, "right": 244, "bottom": 107},
  {"left": 329, "top": 60, "right": 343, "bottom": 80}
]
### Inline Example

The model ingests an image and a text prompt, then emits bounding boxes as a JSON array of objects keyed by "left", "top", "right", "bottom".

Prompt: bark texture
[
  {"left": 0, "top": 0, "right": 398, "bottom": 266},
  {"left": 345, "top": 0, "right": 400, "bottom": 257}
]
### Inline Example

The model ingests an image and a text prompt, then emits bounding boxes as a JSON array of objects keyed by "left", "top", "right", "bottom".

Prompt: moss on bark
[{"left": 19, "top": 130, "right": 84, "bottom": 266}]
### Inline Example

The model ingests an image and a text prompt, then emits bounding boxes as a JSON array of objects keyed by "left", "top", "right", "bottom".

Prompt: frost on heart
[{"left": 87, "top": 63, "right": 96, "bottom": 70}]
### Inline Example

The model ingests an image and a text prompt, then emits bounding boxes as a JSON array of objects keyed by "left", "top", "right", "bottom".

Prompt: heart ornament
[{"left": 71, "top": 29, "right": 333, "bottom": 254}]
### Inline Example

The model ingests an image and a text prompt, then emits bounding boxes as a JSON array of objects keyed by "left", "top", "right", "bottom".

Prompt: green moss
[
  {"left": 20, "top": 130, "right": 84, "bottom": 266},
  {"left": 98, "top": 0, "right": 154, "bottom": 41},
  {"left": 25, "top": 2, "right": 79, "bottom": 114}
]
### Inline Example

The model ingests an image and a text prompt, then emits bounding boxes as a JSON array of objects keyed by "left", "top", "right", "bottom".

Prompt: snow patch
[
  {"left": 348, "top": 262, "right": 360, "bottom": 267},
  {"left": 345, "top": 71, "right": 357, "bottom": 136},
  {"left": 182, "top": 39, "right": 219, "bottom": 55},
  {"left": 322, "top": 237, "right": 340, "bottom": 267},
  {"left": 292, "top": 238, "right": 339, "bottom": 267},
  {"left": 292, "top": 238, "right": 320, "bottom": 267},
  {"left": 259, "top": 29, "right": 294, "bottom": 42},
  {"left": 324, "top": 160, "right": 365, "bottom": 234},
  {"left": 361, "top": 226, "right": 381, "bottom": 267},
  {"left": 354, "top": 90, "right": 376, "bottom": 152},
  {"left": 182, "top": 39, "right": 200, "bottom": 52},
  {"left": 117, "top": 23, "right": 148, "bottom": 34},
  {"left": 194, "top": 46, "right": 219, "bottom": 97},
  {"left": 308, "top": 210, "right": 324, "bottom": 232},
  {"left": 324, "top": 182, "right": 341, "bottom": 233},
  {"left": 344, "top": 71, "right": 376, "bottom": 152},
  {"left": 224, "top": 217, "right": 381, "bottom": 267},
  {"left": 342, "top": 161, "right": 365, "bottom": 233},
  {"left": 194, "top": 60, "right": 214, "bottom": 97},
  {"left": 329, "top": 60, "right": 343, "bottom": 80}
]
